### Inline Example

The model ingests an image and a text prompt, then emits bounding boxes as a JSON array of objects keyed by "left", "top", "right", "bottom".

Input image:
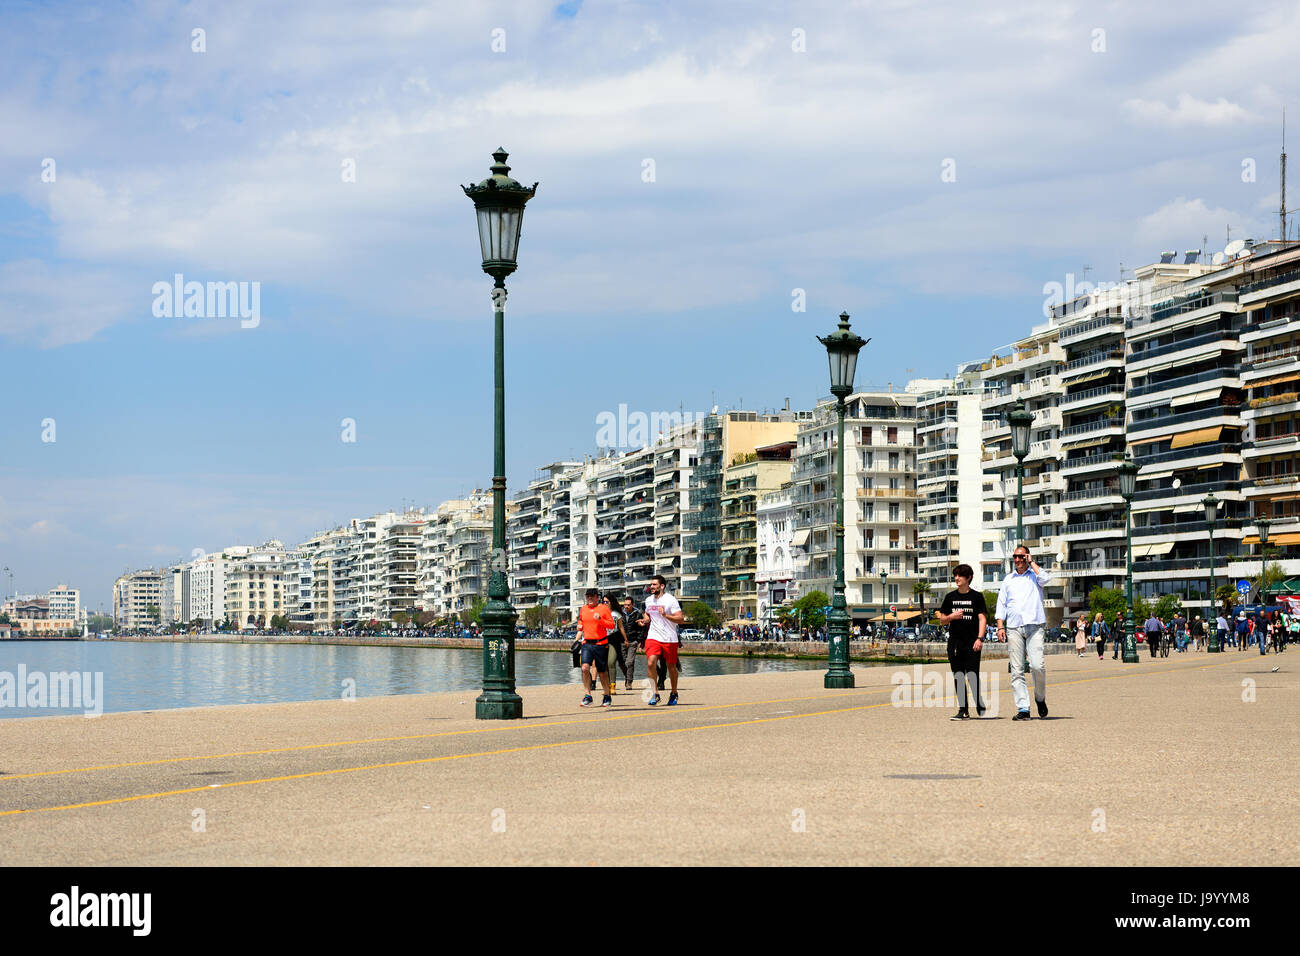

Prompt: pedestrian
[
  {"left": 642, "top": 574, "right": 684, "bottom": 706},
  {"left": 1091, "top": 612, "right": 1108, "bottom": 659},
  {"left": 1191, "top": 615, "right": 1205, "bottom": 652},
  {"left": 575, "top": 588, "right": 615, "bottom": 708},
  {"left": 601, "top": 594, "right": 632, "bottom": 692},
  {"left": 1143, "top": 611, "right": 1162, "bottom": 659},
  {"left": 1112, "top": 610, "right": 1125, "bottom": 659},
  {"left": 938, "top": 564, "right": 987, "bottom": 719},
  {"left": 618, "top": 593, "right": 646, "bottom": 691},
  {"left": 994, "top": 545, "right": 1051, "bottom": 720},
  {"left": 1236, "top": 613, "right": 1249, "bottom": 651},
  {"left": 1215, "top": 611, "right": 1229, "bottom": 650},
  {"left": 1074, "top": 613, "right": 1088, "bottom": 657}
]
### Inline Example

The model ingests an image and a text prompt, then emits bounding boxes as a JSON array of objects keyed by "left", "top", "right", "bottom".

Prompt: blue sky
[{"left": 1, "top": 0, "right": 1296, "bottom": 608}]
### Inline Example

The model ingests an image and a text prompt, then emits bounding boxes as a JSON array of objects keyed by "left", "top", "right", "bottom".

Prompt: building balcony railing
[
  {"left": 1132, "top": 520, "right": 1212, "bottom": 537},
  {"left": 1133, "top": 443, "right": 1240, "bottom": 467},
  {"left": 1060, "top": 385, "right": 1125, "bottom": 409},
  {"left": 1128, "top": 367, "right": 1238, "bottom": 398},
  {"left": 1129, "top": 406, "right": 1242, "bottom": 433},
  {"left": 1060, "top": 417, "right": 1123, "bottom": 436},
  {"left": 1062, "top": 518, "right": 1127, "bottom": 535},
  {"left": 1063, "top": 350, "right": 1124, "bottom": 371},
  {"left": 1240, "top": 268, "right": 1300, "bottom": 297},
  {"left": 1059, "top": 313, "right": 1124, "bottom": 340},
  {"left": 1127, "top": 329, "right": 1239, "bottom": 365}
]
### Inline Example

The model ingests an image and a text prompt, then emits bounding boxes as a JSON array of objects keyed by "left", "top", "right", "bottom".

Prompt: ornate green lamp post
[
  {"left": 879, "top": 568, "right": 888, "bottom": 640},
  {"left": 463, "top": 148, "right": 537, "bottom": 720},
  {"left": 1118, "top": 453, "right": 1139, "bottom": 663},
  {"left": 1008, "top": 399, "right": 1034, "bottom": 569},
  {"left": 1204, "top": 493, "right": 1221, "bottom": 652},
  {"left": 1257, "top": 514, "right": 1272, "bottom": 610},
  {"left": 817, "top": 312, "right": 867, "bottom": 688}
]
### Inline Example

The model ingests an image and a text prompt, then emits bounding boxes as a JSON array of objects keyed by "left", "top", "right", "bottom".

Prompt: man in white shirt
[
  {"left": 640, "top": 574, "right": 685, "bottom": 706},
  {"left": 995, "top": 546, "right": 1052, "bottom": 720}
]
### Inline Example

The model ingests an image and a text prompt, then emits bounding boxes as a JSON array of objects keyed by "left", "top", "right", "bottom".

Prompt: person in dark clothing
[
  {"left": 600, "top": 595, "right": 632, "bottom": 691},
  {"left": 937, "top": 564, "right": 987, "bottom": 719},
  {"left": 617, "top": 594, "right": 646, "bottom": 691},
  {"left": 1112, "top": 611, "right": 1125, "bottom": 659}
]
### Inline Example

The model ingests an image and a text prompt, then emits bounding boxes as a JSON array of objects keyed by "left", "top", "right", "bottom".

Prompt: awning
[
  {"left": 791, "top": 530, "right": 810, "bottom": 547},
  {"left": 1174, "top": 504, "right": 1201, "bottom": 514},
  {"left": 1065, "top": 371, "right": 1112, "bottom": 387},
  {"left": 1170, "top": 426, "right": 1223, "bottom": 449},
  {"left": 1242, "top": 532, "right": 1300, "bottom": 547},
  {"left": 1140, "top": 469, "right": 1175, "bottom": 480},
  {"left": 1130, "top": 433, "right": 1173, "bottom": 447},
  {"left": 1133, "top": 542, "right": 1175, "bottom": 557},
  {"left": 1062, "top": 436, "right": 1108, "bottom": 451},
  {"left": 1197, "top": 463, "right": 1220, "bottom": 470},
  {"left": 1170, "top": 388, "right": 1223, "bottom": 408},
  {"left": 1250, "top": 372, "right": 1300, "bottom": 389}
]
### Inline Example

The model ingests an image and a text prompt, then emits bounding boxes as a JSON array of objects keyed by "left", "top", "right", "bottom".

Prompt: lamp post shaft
[
  {"left": 476, "top": 279, "right": 523, "bottom": 720},
  {"left": 824, "top": 399, "right": 854, "bottom": 688},
  {"left": 1122, "top": 498, "right": 1138, "bottom": 662},
  {"left": 1207, "top": 518, "right": 1220, "bottom": 652}
]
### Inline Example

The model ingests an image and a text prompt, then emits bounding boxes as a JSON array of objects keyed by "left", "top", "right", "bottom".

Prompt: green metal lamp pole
[
  {"left": 1119, "top": 454, "right": 1139, "bottom": 663},
  {"left": 880, "top": 569, "right": 888, "bottom": 641},
  {"left": 817, "top": 312, "right": 867, "bottom": 689},
  {"left": 463, "top": 148, "right": 537, "bottom": 720},
  {"left": 1258, "top": 515, "right": 1272, "bottom": 610},
  {"left": 1007, "top": 399, "right": 1033, "bottom": 568},
  {"left": 1204, "top": 493, "right": 1221, "bottom": 652}
]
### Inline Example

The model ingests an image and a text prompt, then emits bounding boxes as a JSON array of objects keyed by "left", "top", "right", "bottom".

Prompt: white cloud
[{"left": 1123, "top": 94, "right": 1255, "bottom": 128}]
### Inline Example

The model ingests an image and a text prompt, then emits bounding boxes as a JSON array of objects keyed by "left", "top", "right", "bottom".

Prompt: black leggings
[{"left": 947, "top": 643, "right": 983, "bottom": 711}]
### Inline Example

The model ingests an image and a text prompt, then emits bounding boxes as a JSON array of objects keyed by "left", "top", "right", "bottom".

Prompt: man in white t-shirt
[{"left": 641, "top": 573, "right": 685, "bottom": 706}]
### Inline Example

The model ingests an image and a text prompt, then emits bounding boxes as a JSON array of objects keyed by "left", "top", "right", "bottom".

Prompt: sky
[{"left": 1, "top": 0, "right": 1297, "bottom": 609}]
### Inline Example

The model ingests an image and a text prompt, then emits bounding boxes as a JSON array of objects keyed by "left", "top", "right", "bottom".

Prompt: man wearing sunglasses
[{"left": 995, "top": 546, "right": 1052, "bottom": 720}]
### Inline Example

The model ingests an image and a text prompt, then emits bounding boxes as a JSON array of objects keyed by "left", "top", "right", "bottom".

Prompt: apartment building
[
  {"left": 914, "top": 371, "right": 987, "bottom": 590},
  {"left": 1126, "top": 253, "right": 1251, "bottom": 615},
  {"left": 509, "top": 462, "right": 582, "bottom": 615},
  {"left": 113, "top": 568, "right": 164, "bottom": 630},
  {"left": 1238, "top": 241, "right": 1300, "bottom": 594},
  {"left": 682, "top": 409, "right": 806, "bottom": 608},
  {"left": 46, "top": 585, "right": 83, "bottom": 623},
  {"left": 224, "top": 542, "right": 300, "bottom": 628},
  {"left": 419, "top": 493, "right": 495, "bottom": 621},
  {"left": 979, "top": 321, "right": 1067, "bottom": 624},
  {"left": 756, "top": 482, "right": 801, "bottom": 623},
  {"left": 792, "top": 390, "right": 919, "bottom": 624},
  {"left": 720, "top": 440, "right": 795, "bottom": 620}
]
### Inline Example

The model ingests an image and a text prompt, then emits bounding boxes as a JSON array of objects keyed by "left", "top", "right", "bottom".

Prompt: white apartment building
[
  {"left": 756, "top": 482, "right": 801, "bottom": 623},
  {"left": 914, "top": 371, "right": 987, "bottom": 590},
  {"left": 792, "top": 390, "right": 919, "bottom": 626},
  {"left": 113, "top": 569, "right": 164, "bottom": 630},
  {"left": 46, "top": 585, "right": 83, "bottom": 623},
  {"left": 224, "top": 541, "right": 299, "bottom": 628}
]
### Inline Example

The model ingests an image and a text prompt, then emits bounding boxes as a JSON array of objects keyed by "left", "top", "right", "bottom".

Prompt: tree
[
  {"left": 685, "top": 601, "right": 719, "bottom": 629},
  {"left": 1087, "top": 586, "right": 1127, "bottom": 623},
  {"left": 461, "top": 597, "right": 486, "bottom": 626},
  {"left": 392, "top": 611, "right": 410, "bottom": 627},
  {"left": 1153, "top": 593, "right": 1182, "bottom": 620},
  {"left": 523, "top": 605, "right": 559, "bottom": 629},
  {"left": 145, "top": 604, "right": 161, "bottom": 625},
  {"left": 269, "top": 614, "right": 289, "bottom": 631},
  {"left": 911, "top": 580, "right": 932, "bottom": 618},
  {"left": 786, "top": 591, "right": 830, "bottom": 631},
  {"left": 1256, "top": 561, "right": 1287, "bottom": 603},
  {"left": 982, "top": 591, "right": 1000, "bottom": 619},
  {"left": 332, "top": 618, "right": 343, "bottom": 631},
  {"left": 1216, "top": 584, "right": 1238, "bottom": 616},
  {"left": 0, "top": 612, "right": 9, "bottom": 625}
]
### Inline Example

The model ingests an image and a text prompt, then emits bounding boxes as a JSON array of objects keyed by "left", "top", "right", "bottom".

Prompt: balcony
[
  {"left": 1130, "top": 406, "right": 1243, "bottom": 433},
  {"left": 1063, "top": 350, "right": 1124, "bottom": 372},
  {"left": 1060, "top": 417, "right": 1123, "bottom": 437},
  {"left": 1127, "top": 328, "right": 1240, "bottom": 367},
  {"left": 1134, "top": 443, "right": 1240, "bottom": 467},
  {"left": 1061, "top": 452, "right": 1123, "bottom": 474},
  {"left": 1060, "top": 313, "right": 1125, "bottom": 341},
  {"left": 1128, "top": 367, "right": 1238, "bottom": 399},
  {"left": 1133, "top": 290, "right": 1238, "bottom": 326},
  {"left": 1060, "top": 385, "right": 1125, "bottom": 411}
]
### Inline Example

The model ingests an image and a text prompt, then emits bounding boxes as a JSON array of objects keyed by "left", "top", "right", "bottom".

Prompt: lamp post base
[
  {"left": 824, "top": 670, "right": 855, "bottom": 689},
  {"left": 824, "top": 606, "right": 854, "bottom": 688},
  {"left": 475, "top": 692, "right": 524, "bottom": 720},
  {"left": 1122, "top": 611, "right": 1140, "bottom": 663}
]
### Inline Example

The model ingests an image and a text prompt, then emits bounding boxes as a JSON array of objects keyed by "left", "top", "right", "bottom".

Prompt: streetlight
[
  {"left": 463, "top": 148, "right": 538, "bottom": 720},
  {"left": 1118, "top": 453, "right": 1140, "bottom": 663},
  {"left": 1257, "top": 513, "right": 1272, "bottom": 610},
  {"left": 816, "top": 311, "right": 867, "bottom": 689},
  {"left": 1008, "top": 399, "right": 1034, "bottom": 561},
  {"left": 1203, "top": 493, "right": 1221, "bottom": 652},
  {"left": 880, "top": 568, "right": 888, "bottom": 641}
]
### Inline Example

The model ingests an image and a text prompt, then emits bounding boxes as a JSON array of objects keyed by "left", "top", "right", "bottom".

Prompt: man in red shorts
[
  {"left": 576, "top": 588, "right": 615, "bottom": 708},
  {"left": 642, "top": 574, "right": 685, "bottom": 706}
]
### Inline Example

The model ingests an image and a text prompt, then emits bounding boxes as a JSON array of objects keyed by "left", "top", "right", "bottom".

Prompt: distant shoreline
[{"left": 97, "top": 631, "right": 1073, "bottom": 662}]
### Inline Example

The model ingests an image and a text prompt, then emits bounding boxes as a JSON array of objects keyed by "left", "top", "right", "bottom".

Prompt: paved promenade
[{"left": 1, "top": 652, "right": 1294, "bottom": 866}]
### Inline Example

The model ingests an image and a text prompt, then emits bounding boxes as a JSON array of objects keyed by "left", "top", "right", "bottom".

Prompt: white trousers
[{"left": 1008, "top": 624, "right": 1046, "bottom": 713}]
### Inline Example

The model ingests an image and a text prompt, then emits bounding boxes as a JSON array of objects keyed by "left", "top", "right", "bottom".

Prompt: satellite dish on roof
[
  {"left": 1212, "top": 252, "right": 1226, "bottom": 265},
  {"left": 1236, "top": 248, "right": 1253, "bottom": 259},
  {"left": 1225, "top": 239, "right": 1247, "bottom": 257}
]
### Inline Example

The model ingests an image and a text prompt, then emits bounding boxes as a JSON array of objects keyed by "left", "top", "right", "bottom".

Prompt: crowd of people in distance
[{"left": 1072, "top": 607, "right": 1294, "bottom": 658}]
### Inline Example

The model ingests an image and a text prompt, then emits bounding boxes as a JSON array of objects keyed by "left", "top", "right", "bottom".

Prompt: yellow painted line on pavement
[
  {"left": 1, "top": 699, "right": 903, "bottom": 816},
  {"left": 0, "top": 655, "right": 1250, "bottom": 784}
]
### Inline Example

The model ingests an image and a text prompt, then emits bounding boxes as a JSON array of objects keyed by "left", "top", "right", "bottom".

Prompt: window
[
  {"left": 861, "top": 426, "right": 872, "bottom": 445},
  {"left": 863, "top": 584, "right": 873, "bottom": 603},
  {"left": 889, "top": 504, "right": 900, "bottom": 522},
  {"left": 888, "top": 583, "right": 899, "bottom": 601},
  {"left": 887, "top": 426, "right": 898, "bottom": 444}
]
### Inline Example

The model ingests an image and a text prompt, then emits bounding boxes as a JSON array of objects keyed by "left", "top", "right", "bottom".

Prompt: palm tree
[{"left": 912, "top": 579, "right": 932, "bottom": 621}]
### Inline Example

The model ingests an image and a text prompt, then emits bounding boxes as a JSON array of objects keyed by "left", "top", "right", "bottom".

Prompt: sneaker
[
  {"left": 1036, "top": 699, "right": 1048, "bottom": 718},
  {"left": 667, "top": 692, "right": 679, "bottom": 706},
  {"left": 1012, "top": 710, "right": 1031, "bottom": 721},
  {"left": 580, "top": 695, "right": 593, "bottom": 707},
  {"left": 648, "top": 694, "right": 661, "bottom": 706},
  {"left": 950, "top": 709, "right": 970, "bottom": 721},
  {"left": 624, "top": 682, "right": 633, "bottom": 691},
  {"left": 601, "top": 695, "right": 612, "bottom": 708}
]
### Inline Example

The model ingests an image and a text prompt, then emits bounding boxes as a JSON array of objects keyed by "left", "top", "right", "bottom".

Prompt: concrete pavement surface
[{"left": 1, "top": 652, "right": 1294, "bottom": 865}]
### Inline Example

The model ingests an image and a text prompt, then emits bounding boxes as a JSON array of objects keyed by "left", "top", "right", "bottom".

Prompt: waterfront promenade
[{"left": 1, "top": 653, "right": 1293, "bottom": 866}]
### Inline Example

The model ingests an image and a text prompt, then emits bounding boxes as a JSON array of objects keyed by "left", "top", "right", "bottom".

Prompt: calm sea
[{"left": 0, "top": 640, "right": 827, "bottom": 718}]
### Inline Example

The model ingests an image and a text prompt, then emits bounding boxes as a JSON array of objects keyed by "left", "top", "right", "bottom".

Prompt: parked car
[
  {"left": 680, "top": 629, "right": 705, "bottom": 641},
  {"left": 893, "top": 626, "right": 920, "bottom": 641},
  {"left": 1045, "top": 627, "right": 1068, "bottom": 643}
]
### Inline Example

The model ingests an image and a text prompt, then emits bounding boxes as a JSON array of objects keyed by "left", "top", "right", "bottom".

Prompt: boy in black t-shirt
[{"left": 937, "top": 564, "right": 988, "bottom": 720}]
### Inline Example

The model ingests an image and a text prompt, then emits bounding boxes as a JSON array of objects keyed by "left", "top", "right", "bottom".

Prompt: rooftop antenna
[
  {"left": 1082, "top": 264, "right": 1092, "bottom": 284},
  {"left": 1281, "top": 107, "right": 1288, "bottom": 243}
]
